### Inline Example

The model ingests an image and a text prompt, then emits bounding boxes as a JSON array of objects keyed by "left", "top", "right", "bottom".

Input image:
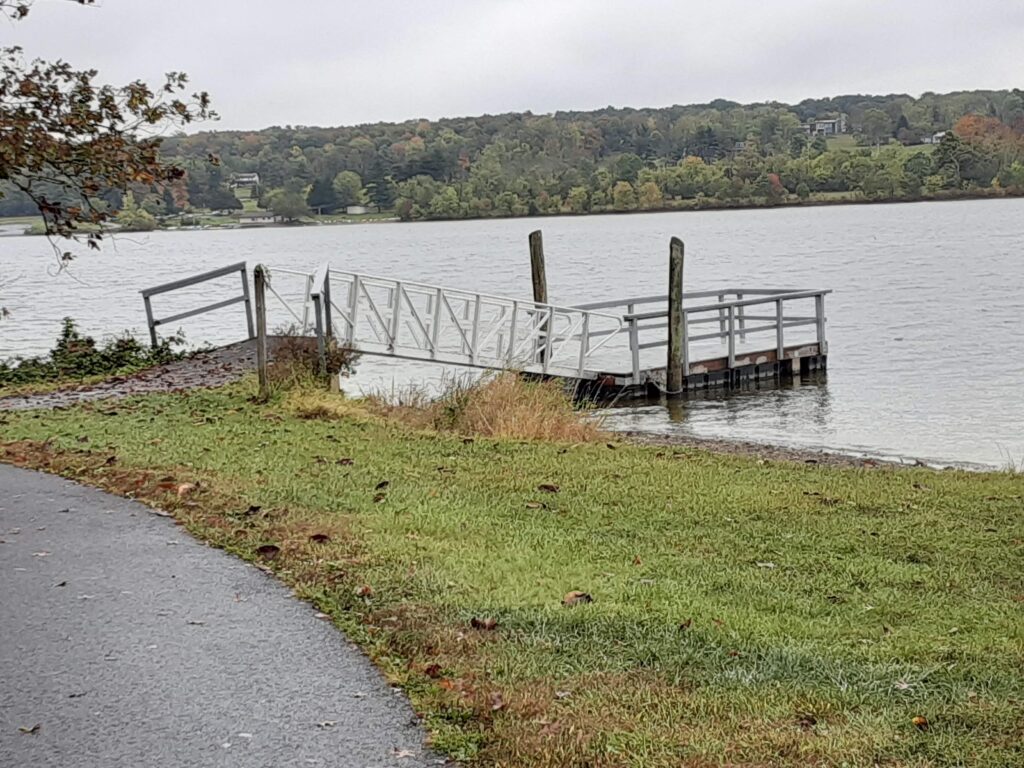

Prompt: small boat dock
[{"left": 140, "top": 235, "right": 830, "bottom": 398}]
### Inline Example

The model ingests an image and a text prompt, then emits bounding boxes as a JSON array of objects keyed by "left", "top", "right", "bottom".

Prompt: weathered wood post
[
  {"left": 529, "top": 230, "right": 549, "bottom": 365},
  {"left": 253, "top": 264, "right": 270, "bottom": 401},
  {"left": 666, "top": 237, "right": 685, "bottom": 393}
]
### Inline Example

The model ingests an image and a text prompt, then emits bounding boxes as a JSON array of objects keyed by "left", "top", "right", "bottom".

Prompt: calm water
[{"left": 2, "top": 199, "right": 1023, "bottom": 468}]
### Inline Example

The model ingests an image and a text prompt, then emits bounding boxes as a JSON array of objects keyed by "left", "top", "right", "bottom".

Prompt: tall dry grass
[{"left": 366, "top": 372, "right": 604, "bottom": 442}]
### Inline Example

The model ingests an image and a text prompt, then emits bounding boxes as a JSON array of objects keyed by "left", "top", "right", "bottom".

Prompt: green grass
[{"left": 2, "top": 384, "right": 1022, "bottom": 766}]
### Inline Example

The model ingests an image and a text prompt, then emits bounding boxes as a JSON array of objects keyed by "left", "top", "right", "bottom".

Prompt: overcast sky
[{"left": 6, "top": 0, "right": 1023, "bottom": 131}]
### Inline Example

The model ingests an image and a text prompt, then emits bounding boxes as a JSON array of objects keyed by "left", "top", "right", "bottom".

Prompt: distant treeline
[{"left": 3, "top": 89, "right": 1024, "bottom": 221}]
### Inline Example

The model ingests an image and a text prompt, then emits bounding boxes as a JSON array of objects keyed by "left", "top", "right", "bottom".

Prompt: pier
[{"left": 140, "top": 235, "right": 830, "bottom": 397}]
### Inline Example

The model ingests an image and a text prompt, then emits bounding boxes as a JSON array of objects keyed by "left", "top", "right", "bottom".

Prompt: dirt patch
[
  {"left": 620, "top": 430, "right": 932, "bottom": 470},
  {"left": 0, "top": 339, "right": 288, "bottom": 411}
]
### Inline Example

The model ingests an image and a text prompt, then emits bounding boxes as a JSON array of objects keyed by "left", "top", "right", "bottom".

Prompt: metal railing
[
  {"left": 576, "top": 288, "right": 830, "bottom": 385},
  {"left": 140, "top": 261, "right": 253, "bottom": 348},
  {"left": 264, "top": 264, "right": 624, "bottom": 379}
]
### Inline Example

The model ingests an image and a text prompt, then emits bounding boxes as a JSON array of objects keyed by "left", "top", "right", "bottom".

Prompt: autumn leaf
[{"left": 562, "top": 591, "right": 593, "bottom": 606}]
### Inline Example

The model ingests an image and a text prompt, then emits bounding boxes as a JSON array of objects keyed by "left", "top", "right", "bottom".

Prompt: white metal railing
[
  {"left": 575, "top": 288, "right": 830, "bottom": 385},
  {"left": 264, "top": 265, "right": 624, "bottom": 379}
]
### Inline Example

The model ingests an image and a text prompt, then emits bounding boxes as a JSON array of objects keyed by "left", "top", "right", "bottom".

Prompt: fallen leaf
[
  {"left": 756, "top": 561, "right": 777, "bottom": 569},
  {"left": 537, "top": 483, "right": 560, "bottom": 493},
  {"left": 679, "top": 618, "right": 693, "bottom": 631},
  {"left": 18, "top": 724, "right": 40, "bottom": 735},
  {"left": 470, "top": 617, "right": 498, "bottom": 630},
  {"left": 308, "top": 533, "right": 331, "bottom": 544},
  {"left": 186, "top": 620, "right": 205, "bottom": 626},
  {"left": 54, "top": 581, "right": 67, "bottom": 588},
  {"left": 606, "top": 443, "right": 617, "bottom": 450},
  {"left": 394, "top": 749, "right": 416, "bottom": 759},
  {"left": 375, "top": 480, "right": 390, "bottom": 491},
  {"left": 373, "top": 493, "right": 387, "bottom": 504},
  {"left": 632, "top": 555, "right": 642, "bottom": 566},
  {"left": 423, "top": 663, "right": 443, "bottom": 678},
  {"left": 256, "top": 544, "right": 280, "bottom": 560},
  {"left": 32, "top": 551, "right": 50, "bottom": 557},
  {"left": 912, "top": 715, "right": 929, "bottom": 731},
  {"left": 525, "top": 501, "right": 546, "bottom": 510},
  {"left": 355, "top": 584, "right": 373, "bottom": 598},
  {"left": 462, "top": 437, "right": 474, "bottom": 445},
  {"left": 176, "top": 483, "right": 197, "bottom": 498},
  {"left": 316, "top": 720, "right": 336, "bottom": 729},
  {"left": 337, "top": 458, "right": 354, "bottom": 466},
  {"left": 562, "top": 591, "right": 593, "bottom": 607},
  {"left": 797, "top": 713, "right": 817, "bottom": 730},
  {"left": 490, "top": 692, "right": 506, "bottom": 711}
]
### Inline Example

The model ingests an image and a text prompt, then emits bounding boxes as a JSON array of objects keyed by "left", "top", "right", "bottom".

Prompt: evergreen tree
[{"left": 306, "top": 176, "right": 338, "bottom": 213}]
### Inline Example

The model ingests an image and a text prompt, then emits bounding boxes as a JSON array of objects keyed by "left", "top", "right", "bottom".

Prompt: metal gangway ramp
[{"left": 264, "top": 264, "right": 625, "bottom": 380}]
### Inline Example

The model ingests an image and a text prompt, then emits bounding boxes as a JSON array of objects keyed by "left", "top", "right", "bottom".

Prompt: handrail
[
  {"left": 624, "top": 289, "right": 832, "bottom": 321},
  {"left": 140, "top": 261, "right": 253, "bottom": 348},
  {"left": 263, "top": 265, "right": 624, "bottom": 378}
]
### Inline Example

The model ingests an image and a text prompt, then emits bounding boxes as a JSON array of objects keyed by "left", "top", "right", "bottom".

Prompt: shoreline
[
  {"left": 3, "top": 188, "right": 1022, "bottom": 238},
  {"left": 617, "top": 430, "right": 986, "bottom": 471}
]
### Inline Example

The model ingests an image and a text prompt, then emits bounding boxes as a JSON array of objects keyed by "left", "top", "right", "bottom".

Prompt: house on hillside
[
  {"left": 922, "top": 131, "right": 948, "bottom": 145},
  {"left": 230, "top": 172, "right": 261, "bottom": 189},
  {"left": 801, "top": 114, "right": 848, "bottom": 136},
  {"left": 237, "top": 210, "right": 279, "bottom": 225},
  {"left": 344, "top": 205, "right": 379, "bottom": 215}
]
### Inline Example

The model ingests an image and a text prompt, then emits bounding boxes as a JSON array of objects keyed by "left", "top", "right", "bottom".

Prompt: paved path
[
  {"left": 0, "top": 465, "right": 442, "bottom": 768},
  {"left": 0, "top": 340, "right": 274, "bottom": 411}
]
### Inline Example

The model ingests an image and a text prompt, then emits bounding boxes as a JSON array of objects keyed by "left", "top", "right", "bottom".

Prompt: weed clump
[
  {"left": 0, "top": 317, "right": 183, "bottom": 389},
  {"left": 266, "top": 324, "right": 359, "bottom": 391},
  {"left": 368, "top": 372, "right": 603, "bottom": 442}
]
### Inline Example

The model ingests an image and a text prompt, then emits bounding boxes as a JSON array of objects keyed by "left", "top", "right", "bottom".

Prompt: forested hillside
[{"left": 3, "top": 89, "right": 1023, "bottom": 222}]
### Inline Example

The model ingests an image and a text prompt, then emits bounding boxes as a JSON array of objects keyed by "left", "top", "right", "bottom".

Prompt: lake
[{"left": 2, "top": 199, "right": 1023, "bottom": 468}]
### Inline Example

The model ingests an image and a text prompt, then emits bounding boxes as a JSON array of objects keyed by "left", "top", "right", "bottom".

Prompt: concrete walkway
[{"left": 0, "top": 465, "right": 442, "bottom": 768}]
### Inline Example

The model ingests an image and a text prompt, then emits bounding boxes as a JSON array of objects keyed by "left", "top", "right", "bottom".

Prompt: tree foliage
[
  {"left": 0, "top": 0, "right": 213, "bottom": 255},
  {"left": 154, "top": 89, "right": 1024, "bottom": 222}
]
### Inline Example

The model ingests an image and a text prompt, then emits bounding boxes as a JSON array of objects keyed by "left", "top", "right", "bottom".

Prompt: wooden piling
[
  {"left": 253, "top": 264, "right": 270, "bottom": 402},
  {"left": 666, "top": 237, "right": 685, "bottom": 392},
  {"left": 529, "top": 230, "right": 550, "bottom": 364}
]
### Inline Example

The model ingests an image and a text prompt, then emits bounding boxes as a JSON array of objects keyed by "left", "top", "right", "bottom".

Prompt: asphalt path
[{"left": 0, "top": 464, "right": 442, "bottom": 768}]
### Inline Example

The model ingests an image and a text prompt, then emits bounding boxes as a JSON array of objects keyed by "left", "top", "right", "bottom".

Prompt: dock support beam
[
  {"left": 666, "top": 237, "right": 685, "bottom": 393},
  {"left": 529, "top": 230, "right": 549, "bottom": 365}
]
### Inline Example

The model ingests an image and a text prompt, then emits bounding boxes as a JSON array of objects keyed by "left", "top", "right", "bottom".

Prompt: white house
[{"left": 237, "top": 211, "right": 278, "bottom": 225}]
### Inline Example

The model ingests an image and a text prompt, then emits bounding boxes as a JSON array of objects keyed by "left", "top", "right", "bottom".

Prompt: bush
[
  {"left": 0, "top": 318, "right": 183, "bottom": 388},
  {"left": 266, "top": 324, "right": 360, "bottom": 390},
  {"left": 367, "top": 372, "right": 604, "bottom": 442}
]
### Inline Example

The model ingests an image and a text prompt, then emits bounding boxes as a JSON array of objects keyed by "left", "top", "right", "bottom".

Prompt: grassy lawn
[{"left": 1, "top": 383, "right": 1022, "bottom": 766}]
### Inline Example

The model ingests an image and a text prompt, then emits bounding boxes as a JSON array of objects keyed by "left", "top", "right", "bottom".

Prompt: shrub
[
  {"left": 367, "top": 372, "right": 604, "bottom": 442},
  {"left": 0, "top": 318, "right": 183, "bottom": 388},
  {"left": 266, "top": 324, "right": 360, "bottom": 390}
]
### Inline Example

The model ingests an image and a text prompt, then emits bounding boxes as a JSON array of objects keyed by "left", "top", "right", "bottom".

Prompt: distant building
[
  {"left": 345, "top": 205, "right": 377, "bottom": 215},
  {"left": 237, "top": 211, "right": 278, "bottom": 225},
  {"left": 801, "top": 114, "right": 848, "bottom": 136},
  {"left": 923, "top": 131, "right": 948, "bottom": 145},
  {"left": 230, "top": 172, "right": 261, "bottom": 188}
]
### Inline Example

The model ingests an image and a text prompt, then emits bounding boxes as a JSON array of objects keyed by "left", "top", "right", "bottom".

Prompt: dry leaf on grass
[
  {"left": 256, "top": 544, "right": 280, "bottom": 560},
  {"left": 562, "top": 591, "right": 593, "bottom": 606}
]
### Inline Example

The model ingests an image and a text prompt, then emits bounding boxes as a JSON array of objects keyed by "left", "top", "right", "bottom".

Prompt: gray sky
[{"left": 7, "top": 0, "right": 1023, "bottom": 130}]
